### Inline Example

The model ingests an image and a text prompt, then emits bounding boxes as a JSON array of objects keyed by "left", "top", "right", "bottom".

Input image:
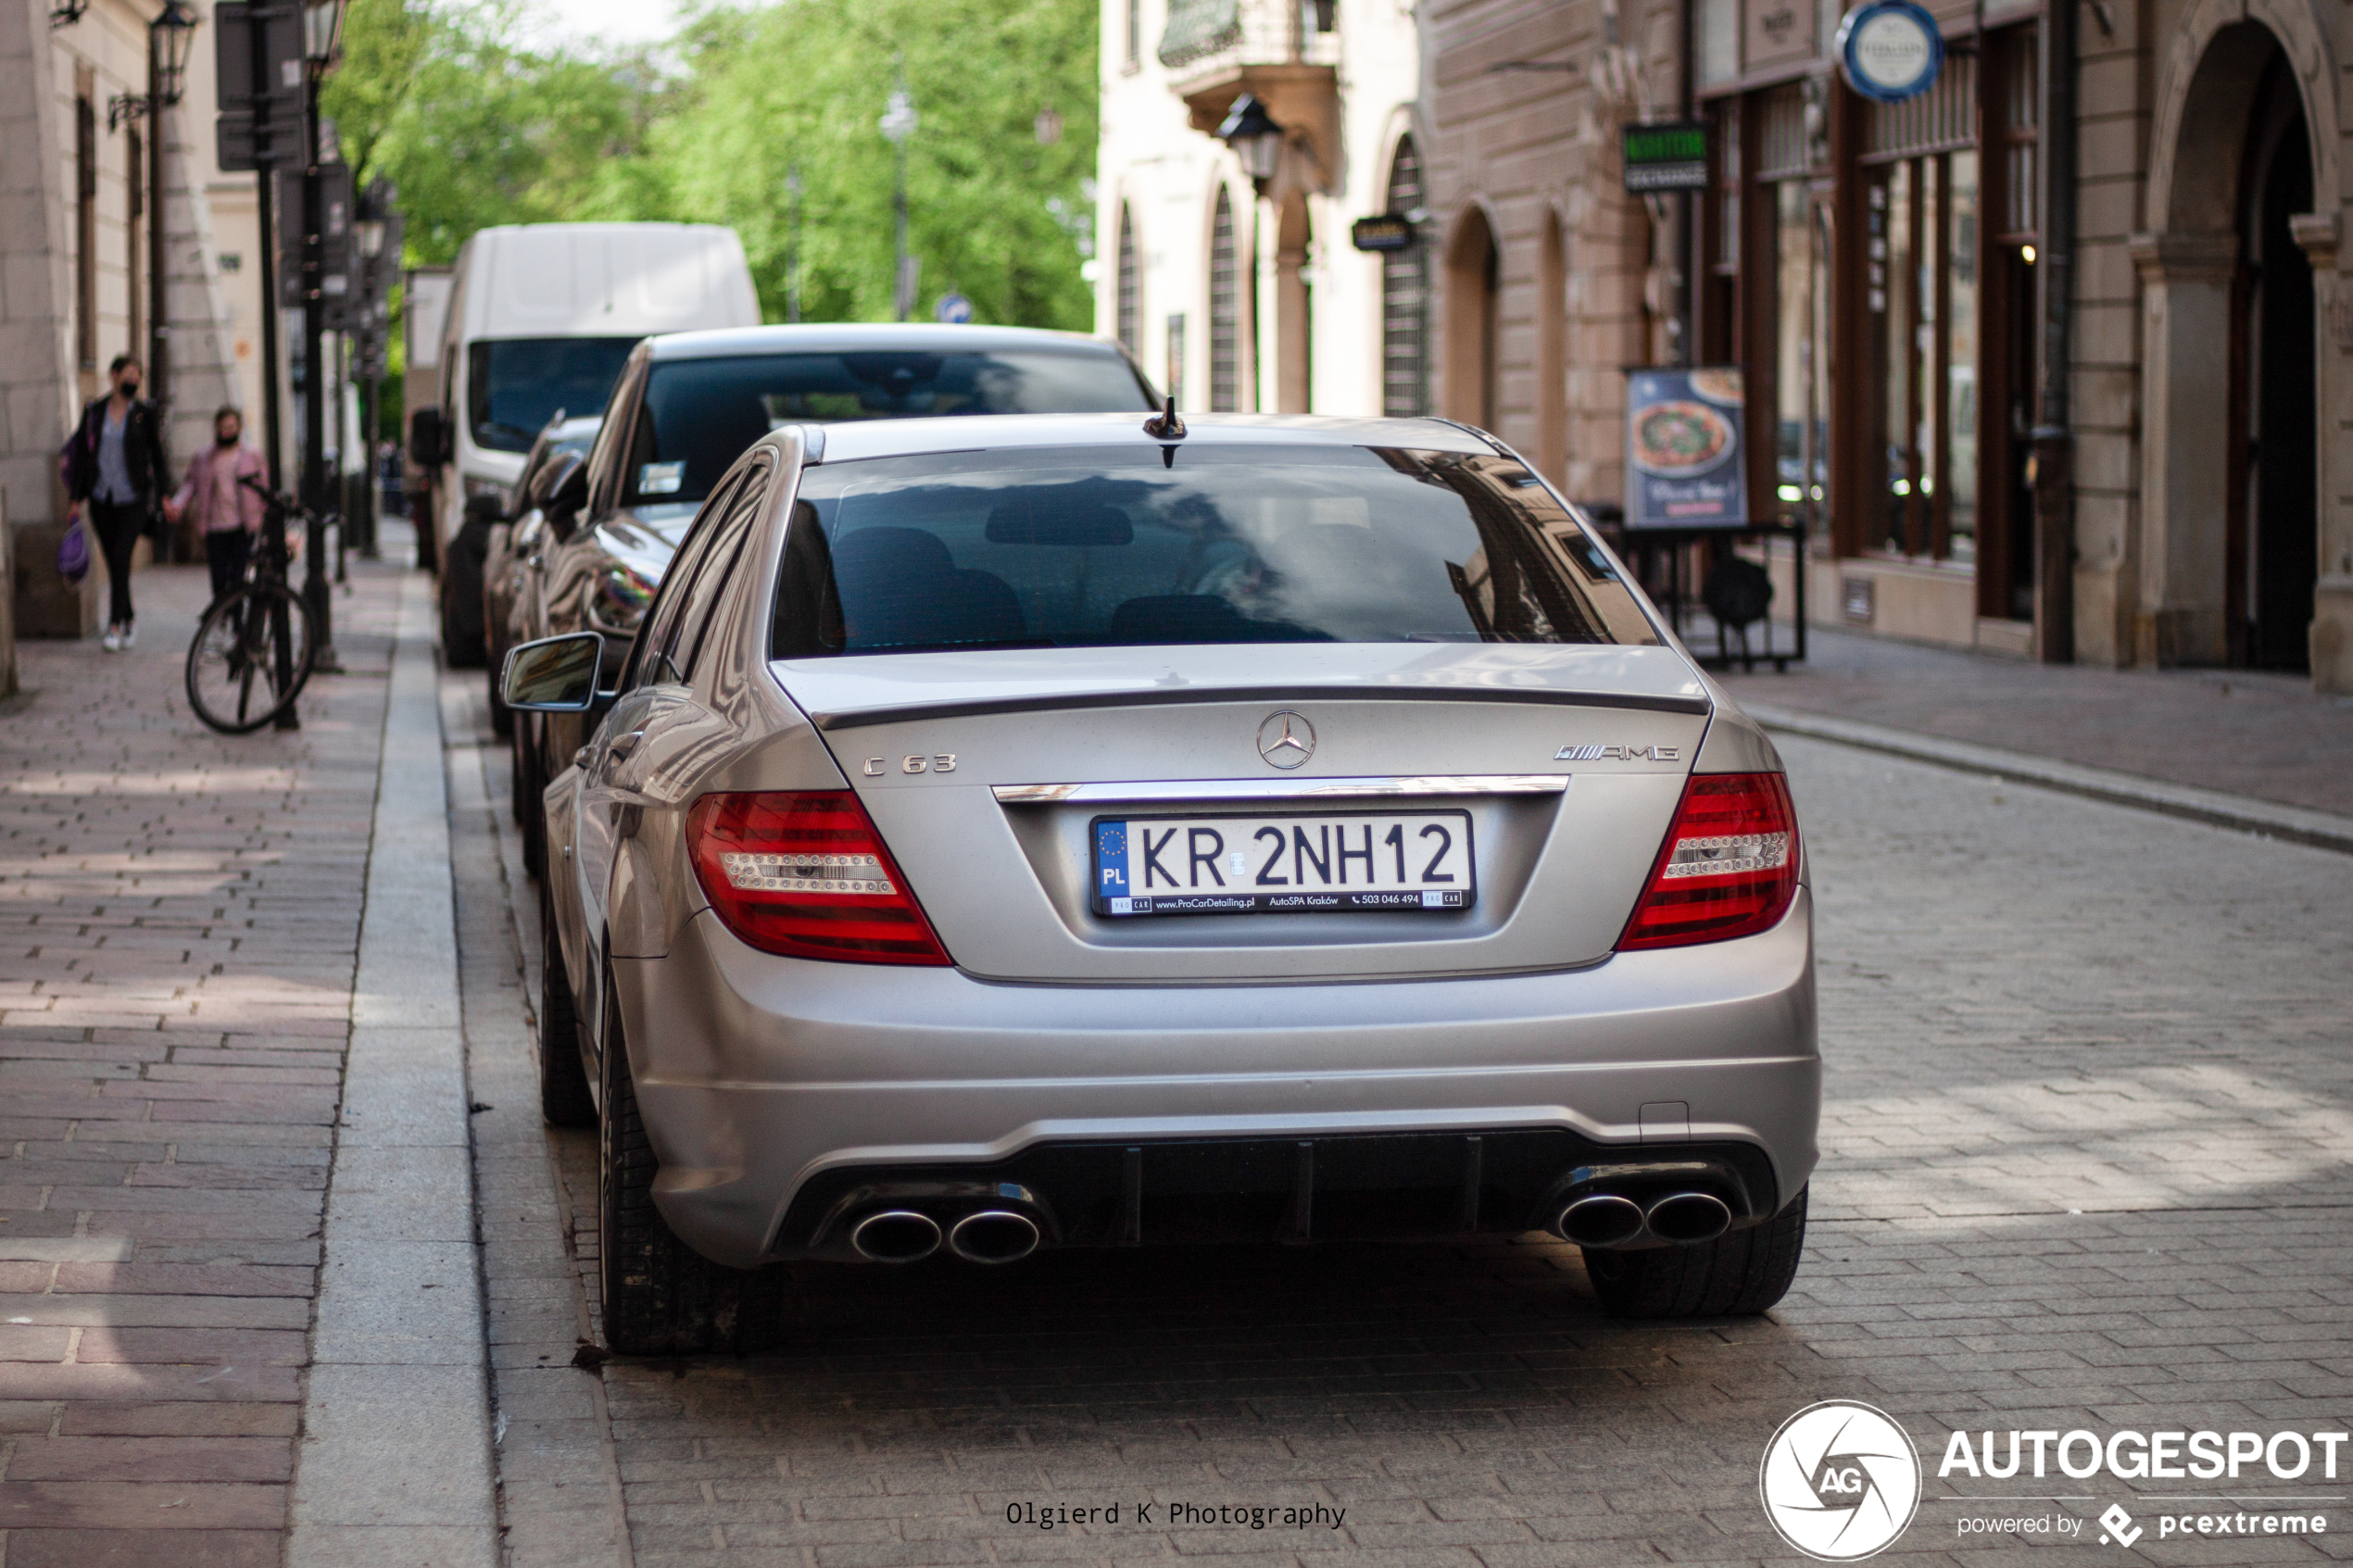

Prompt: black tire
[
  {"left": 185, "top": 583, "right": 317, "bottom": 734},
  {"left": 536, "top": 884, "right": 597, "bottom": 1128},
  {"left": 441, "top": 523, "right": 487, "bottom": 668},
  {"left": 514, "top": 720, "right": 547, "bottom": 878},
  {"left": 1583, "top": 1186, "right": 1807, "bottom": 1320},
  {"left": 486, "top": 657, "right": 513, "bottom": 738},
  {"left": 598, "top": 970, "right": 756, "bottom": 1355}
]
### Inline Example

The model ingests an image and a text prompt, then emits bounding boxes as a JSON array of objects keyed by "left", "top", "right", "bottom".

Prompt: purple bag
[{"left": 57, "top": 520, "right": 90, "bottom": 583}]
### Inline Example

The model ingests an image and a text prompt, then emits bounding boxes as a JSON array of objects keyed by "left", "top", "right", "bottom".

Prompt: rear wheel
[
  {"left": 535, "top": 884, "right": 596, "bottom": 1128},
  {"left": 1582, "top": 1186, "right": 1806, "bottom": 1319},
  {"left": 185, "top": 583, "right": 316, "bottom": 734},
  {"left": 598, "top": 970, "right": 758, "bottom": 1355},
  {"left": 486, "top": 654, "right": 513, "bottom": 737},
  {"left": 440, "top": 524, "right": 486, "bottom": 668}
]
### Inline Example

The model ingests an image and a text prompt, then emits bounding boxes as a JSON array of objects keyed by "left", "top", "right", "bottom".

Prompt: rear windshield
[
  {"left": 468, "top": 338, "right": 637, "bottom": 453},
  {"left": 769, "top": 445, "right": 1658, "bottom": 657},
  {"left": 624, "top": 351, "right": 1157, "bottom": 508}
]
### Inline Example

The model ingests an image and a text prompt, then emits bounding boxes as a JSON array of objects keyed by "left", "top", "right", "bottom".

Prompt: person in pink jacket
[{"left": 166, "top": 407, "right": 269, "bottom": 604}]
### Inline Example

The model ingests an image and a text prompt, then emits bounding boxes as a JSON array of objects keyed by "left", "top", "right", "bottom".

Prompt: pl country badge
[{"left": 1759, "top": 1400, "right": 1923, "bottom": 1560}]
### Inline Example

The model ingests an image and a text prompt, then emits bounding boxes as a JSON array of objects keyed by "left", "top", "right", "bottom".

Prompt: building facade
[
  {"left": 1409, "top": 0, "right": 2353, "bottom": 690},
  {"left": 1420, "top": 0, "right": 1686, "bottom": 508},
  {"left": 1095, "top": 0, "right": 1427, "bottom": 420},
  {"left": 2, "top": 0, "right": 245, "bottom": 632}
]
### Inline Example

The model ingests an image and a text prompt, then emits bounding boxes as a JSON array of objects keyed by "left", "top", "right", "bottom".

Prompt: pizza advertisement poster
[{"left": 1624, "top": 367, "right": 1748, "bottom": 528}]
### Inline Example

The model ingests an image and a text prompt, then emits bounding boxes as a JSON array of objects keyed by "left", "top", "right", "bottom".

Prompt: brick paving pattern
[
  {"left": 1719, "top": 628, "right": 2353, "bottom": 817},
  {"left": 469, "top": 724, "right": 2353, "bottom": 1567},
  {"left": 0, "top": 560, "right": 398, "bottom": 1567}
]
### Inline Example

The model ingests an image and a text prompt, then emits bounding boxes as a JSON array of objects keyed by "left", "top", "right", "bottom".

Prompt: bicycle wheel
[{"left": 185, "top": 583, "right": 318, "bottom": 734}]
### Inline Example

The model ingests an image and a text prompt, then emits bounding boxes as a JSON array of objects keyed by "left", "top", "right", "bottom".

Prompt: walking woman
[
  {"left": 165, "top": 407, "right": 267, "bottom": 602},
  {"left": 63, "top": 356, "right": 171, "bottom": 650}
]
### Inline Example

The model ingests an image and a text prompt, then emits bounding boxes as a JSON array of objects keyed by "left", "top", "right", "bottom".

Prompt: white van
[{"left": 420, "top": 222, "right": 760, "bottom": 663}]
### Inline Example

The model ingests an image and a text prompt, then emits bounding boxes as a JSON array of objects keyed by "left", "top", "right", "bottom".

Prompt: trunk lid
[{"left": 774, "top": 645, "right": 1710, "bottom": 983}]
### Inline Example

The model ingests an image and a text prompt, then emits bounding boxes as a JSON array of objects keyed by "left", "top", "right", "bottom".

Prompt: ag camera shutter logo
[{"left": 1760, "top": 1401, "right": 1923, "bottom": 1560}]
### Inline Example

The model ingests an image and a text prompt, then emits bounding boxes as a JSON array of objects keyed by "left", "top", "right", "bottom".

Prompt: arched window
[
  {"left": 1115, "top": 205, "right": 1140, "bottom": 358},
  {"left": 1209, "top": 186, "right": 1240, "bottom": 411},
  {"left": 1381, "top": 136, "right": 1429, "bottom": 418}
]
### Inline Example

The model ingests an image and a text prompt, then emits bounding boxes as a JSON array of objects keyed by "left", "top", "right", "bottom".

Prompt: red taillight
[
  {"left": 1617, "top": 772, "right": 1799, "bottom": 951},
  {"left": 687, "top": 792, "right": 951, "bottom": 966}
]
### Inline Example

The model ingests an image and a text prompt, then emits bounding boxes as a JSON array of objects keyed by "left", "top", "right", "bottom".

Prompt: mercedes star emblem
[{"left": 1255, "top": 711, "right": 1316, "bottom": 770}]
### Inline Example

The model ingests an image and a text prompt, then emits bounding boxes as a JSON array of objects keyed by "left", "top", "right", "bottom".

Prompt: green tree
[
  {"left": 323, "top": 0, "right": 650, "bottom": 265},
  {"left": 645, "top": 0, "right": 1097, "bottom": 328}
]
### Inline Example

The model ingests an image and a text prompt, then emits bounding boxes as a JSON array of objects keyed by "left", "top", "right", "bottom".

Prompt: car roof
[
  {"left": 643, "top": 322, "right": 1128, "bottom": 362},
  {"left": 802, "top": 411, "right": 1502, "bottom": 465}
]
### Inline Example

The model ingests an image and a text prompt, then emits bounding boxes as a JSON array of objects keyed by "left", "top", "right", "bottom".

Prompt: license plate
[{"left": 1092, "top": 811, "right": 1475, "bottom": 918}]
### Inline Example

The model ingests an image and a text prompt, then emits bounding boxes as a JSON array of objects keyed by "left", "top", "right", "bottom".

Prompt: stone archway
[
  {"left": 2132, "top": 0, "right": 2346, "bottom": 685},
  {"left": 1441, "top": 205, "right": 1501, "bottom": 430}
]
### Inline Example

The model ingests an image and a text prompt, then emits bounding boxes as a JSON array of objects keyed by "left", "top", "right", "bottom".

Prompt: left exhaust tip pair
[{"left": 849, "top": 1209, "right": 1041, "bottom": 1265}]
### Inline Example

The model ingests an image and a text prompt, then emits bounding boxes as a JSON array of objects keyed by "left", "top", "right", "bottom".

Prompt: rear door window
[{"left": 770, "top": 445, "right": 1659, "bottom": 656}]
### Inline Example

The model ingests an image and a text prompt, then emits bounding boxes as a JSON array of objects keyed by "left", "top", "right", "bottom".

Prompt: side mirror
[
  {"left": 464, "top": 492, "right": 506, "bottom": 525},
  {"left": 409, "top": 407, "right": 447, "bottom": 469},
  {"left": 542, "top": 452, "right": 591, "bottom": 538},
  {"left": 502, "top": 633, "right": 604, "bottom": 712}
]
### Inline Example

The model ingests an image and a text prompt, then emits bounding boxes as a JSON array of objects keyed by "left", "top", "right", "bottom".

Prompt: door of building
[{"left": 2231, "top": 51, "right": 2316, "bottom": 671}]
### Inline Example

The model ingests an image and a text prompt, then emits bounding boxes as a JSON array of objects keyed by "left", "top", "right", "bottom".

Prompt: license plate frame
[{"left": 1090, "top": 809, "right": 1477, "bottom": 919}]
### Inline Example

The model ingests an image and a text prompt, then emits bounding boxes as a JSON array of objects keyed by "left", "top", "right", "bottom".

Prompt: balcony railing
[{"left": 1159, "top": 0, "right": 1340, "bottom": 79}]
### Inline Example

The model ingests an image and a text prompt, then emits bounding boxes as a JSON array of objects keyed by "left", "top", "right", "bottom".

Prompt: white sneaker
[
  {"left": 101, "top": 627, "right": 120, "bottom": 652},
  {"left": 120, "top": 625, "right": 136, "bottom": 649}
]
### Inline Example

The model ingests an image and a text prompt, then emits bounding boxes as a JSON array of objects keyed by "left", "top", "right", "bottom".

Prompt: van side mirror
[
  {"left": 502, "top": 633, "right": 604, "bottom": 712},
  {"left": 409, "top": 407, "right": 447, "bottom": 469}
]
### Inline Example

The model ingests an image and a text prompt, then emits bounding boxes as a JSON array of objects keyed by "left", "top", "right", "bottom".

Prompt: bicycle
[{"left": 183, "top": 477, "right": 328, "bottom": 734}]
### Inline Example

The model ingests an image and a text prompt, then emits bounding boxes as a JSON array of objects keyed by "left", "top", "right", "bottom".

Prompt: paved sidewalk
[
  {"left": 1718, "top": 629, "right": 2353, "bottom": 817},
  {"left": 0, "top": 559, "right": 397, "bottom": 1567}
]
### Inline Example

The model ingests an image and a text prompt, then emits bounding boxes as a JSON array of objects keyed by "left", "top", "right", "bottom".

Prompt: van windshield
[
  {"left": 770, "top": 445, "right": 1660, "bottom": 657},
  {"left": 623, "top": 350, "right": 1158, "bottom": 507},
  {"left": 468, "top": 338, "right": 639, "bottom": 453}
]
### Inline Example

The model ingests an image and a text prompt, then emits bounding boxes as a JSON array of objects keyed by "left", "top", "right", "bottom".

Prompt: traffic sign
[{"left": 934, "top": 293, "right": 974, "bottom": 324}]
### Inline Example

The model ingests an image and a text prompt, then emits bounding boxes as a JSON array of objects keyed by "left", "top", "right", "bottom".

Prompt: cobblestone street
[{"left": 446, "top": 680, "right": 2353, "bottom": 1568}]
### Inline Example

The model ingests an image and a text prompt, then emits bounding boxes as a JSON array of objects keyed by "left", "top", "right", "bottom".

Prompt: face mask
[
  {"left": 217, "top": 430, "right": 241, "bottom": 448},
  {"left": 120, "top": 381, "right": 141, "bottom": 398}
]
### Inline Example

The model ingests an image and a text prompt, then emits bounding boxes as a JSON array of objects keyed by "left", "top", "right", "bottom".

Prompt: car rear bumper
[{"left": 617, "top": 892, "right": 1818, "bottom": 1269}]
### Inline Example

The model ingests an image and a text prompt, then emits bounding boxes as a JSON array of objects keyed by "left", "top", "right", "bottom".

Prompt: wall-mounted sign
[
  {"left": 1743, "top": 0, "right": 1815, "bottom": 71},
  {"left": 1835, "top": 0, "right": 1943, "bottom": 102},
  {"left": 1624, "top": 367, "right": 1747, "bottom": 528},
  {"left": 1350, "top": 214, "right": 1417, "bottom": 252},
  {"left": 1621, "top": 121, "right": 1710, "bottom": 193}
]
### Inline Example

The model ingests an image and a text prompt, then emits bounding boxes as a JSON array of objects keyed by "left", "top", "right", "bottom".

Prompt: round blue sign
[
  {"left": 934, "top": 292, "right": 974, "bottom": 325},
  {"left": 1835, "top": 0, "right": 1943, "bottom": 103}
]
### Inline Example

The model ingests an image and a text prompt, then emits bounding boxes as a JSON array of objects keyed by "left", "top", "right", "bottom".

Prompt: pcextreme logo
[{"left": 1759, "top": 1401, "right": 1923, "bottom": 1561}]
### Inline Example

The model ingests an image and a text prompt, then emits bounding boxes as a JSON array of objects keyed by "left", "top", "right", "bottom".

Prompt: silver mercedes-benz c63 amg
[{"left": 503, "top": 408, "right": 1818, "bottom": 1354}]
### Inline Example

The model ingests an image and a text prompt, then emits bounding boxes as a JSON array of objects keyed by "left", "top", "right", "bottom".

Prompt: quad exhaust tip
[
  {"left": 1555, "top": 1190, "right": 1734, "bottom": 1248},
  {"left": 948, "top": 1210, "right": 1041, "bottom": 1265},
  {"left": 1556, "top": 1193, "right": 1646, "bottom": 1248},
  {"left": 850, "top": 1210, "right": 941, "bottom": 1263},
  {"left": 1645, "top": 1191, "right": 1733, "bottom": 1245}
]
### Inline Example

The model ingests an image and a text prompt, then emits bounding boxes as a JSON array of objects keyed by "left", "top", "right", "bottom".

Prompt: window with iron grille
[{"left": 1381, "top": 136, "right": 1429, "bottom": 418}]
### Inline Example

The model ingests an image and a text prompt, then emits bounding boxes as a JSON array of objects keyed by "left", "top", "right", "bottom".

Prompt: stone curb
[
  {"left": 1743, "top": 701, "right": 2353, "bottom": 857},
  {"left": 287, "top": 573, "right": 498, "bottom": 1568}
]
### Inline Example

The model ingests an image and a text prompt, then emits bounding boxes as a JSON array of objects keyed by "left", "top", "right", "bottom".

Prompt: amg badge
[{"left": 1555, "top": 743, "right": 1680, "bottom": 761}]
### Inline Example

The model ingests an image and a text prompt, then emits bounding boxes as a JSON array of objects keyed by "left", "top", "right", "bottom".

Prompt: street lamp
[
  {"left": 1216, "top": 93, "right": 1285, "bottom": 188},
  {"left": 296, "top": 0, "right": 350, "bottom": 686},
  {"left": 879, "top": 75, "right": 918, "bottom": 321},
  {"left": 302, "top": 0, "right": 344, "bottom": 66},
  {"left": 154, "top": 0, "right": 199, "bottom": 104}
]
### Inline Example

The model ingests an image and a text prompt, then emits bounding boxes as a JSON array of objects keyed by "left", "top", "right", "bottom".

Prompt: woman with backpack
[{"left": 63, "top": 356, "right": 171, "bottom": 650}]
